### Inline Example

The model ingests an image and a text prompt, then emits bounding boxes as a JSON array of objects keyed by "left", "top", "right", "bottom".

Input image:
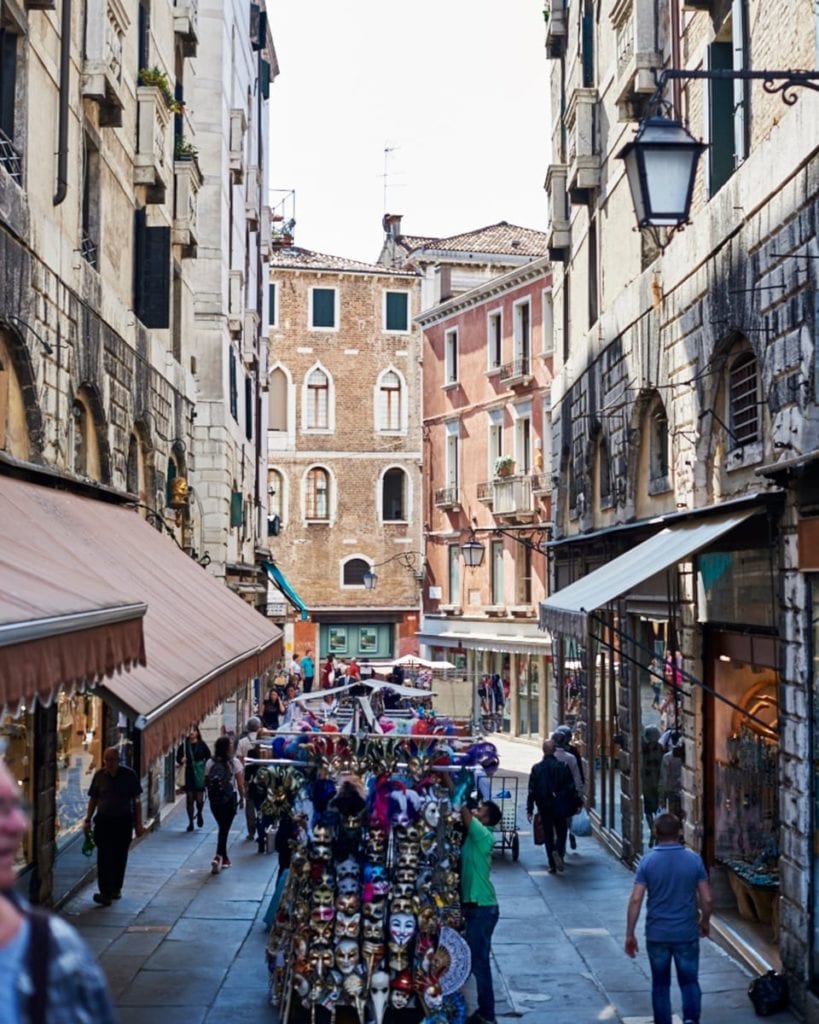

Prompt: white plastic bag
[{"left": 571, "top": 807, "right": 592, "bottom": 837}]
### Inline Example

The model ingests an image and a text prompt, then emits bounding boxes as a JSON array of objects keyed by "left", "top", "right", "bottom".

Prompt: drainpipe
[{"left": 53, "top": 0, "right": 72, "bottom": 206}]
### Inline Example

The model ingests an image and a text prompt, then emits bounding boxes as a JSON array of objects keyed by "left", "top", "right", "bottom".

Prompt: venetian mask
[
  {"left": 372, "top": 877, "right": 390, "bottom": 897},
  {"left": 310, "top": 906, "right": 335, "bottom": 925},
  {"left": 388, "top": 943, "right": 410, "bottom": 972},
  {"left": 334, "top": 911, "right": 361, "bottom": 940},
  {"left": 390, "top": 896, "right": 415, "bottom": 916},
  {"left": 422, "top": 801, "right": 440, "bottom": 828},
  {"left": 311, "top": 842, "right": 332, "bottom": 862},
  {"left": 363, "top": 863, "right": 387, "bottom": 884},
  {"left": 391, "top": 971, "right": 414, "bottom": 1008},
  {"left": 334, "top": 939, "right": 360, "bottom": 975},
  {"left": 337, "top": 857, "right": 359, "bottom": 880},
  {"left": 337, "top": 876, "right": 359, "bottom": 895},
  {"left": 417, "top": 905, "right": 438, "bottom": 934},
  {"left": 395, "top": 825, "right": 420, "bottom": 844},
  {"left": 366, "top": 829, "right": 386, "bottom": 854},
  {"left": 396, "top": 868, "right": 417, "bottom": 884},
  {"left": 389, "top": 912, "right": 417, "bottom": 947},
  {"left": 309, "top": 945, "right": 335, "bottom": 974},
  {"left": 362, "top": 917, "right": 384, "bottom": 941},
  {"left": 370, "top": 969, "right": 390, "bottom": 1024},
  {"left": 397, "top": 849, "right": 419, "bottom": 871},
  {"left": 311, "top": 885, "right": 335, "bottom": 908},
  {"left": 423, "top": 981, "right": 443, "bottom": 1011},
  {"left": 391, "top": 987, "right": 411, "bottom": 1009},
  {"left": 393, "top": 882, "right": 415, "bottom": 899},
  {"left": 311, "top": 920, "right": 335, "bottom": 945},
  {"left": 335, "top": 893, "right": 360, "bottom": 915},
  {"left": 342, "top": 973, "right": 365, "bottom": 1000},
  {"left": 362, "top": 939, "right": 385, "bottom": 963},
  {"left": 363, "top": 898, "right": 385, "bottom": 919},
  {"left": 293, "top": 972, "right": 310, "bottom": 998},
  {"left": 313, "top": 823, "right": 334, "bottom": 844}
]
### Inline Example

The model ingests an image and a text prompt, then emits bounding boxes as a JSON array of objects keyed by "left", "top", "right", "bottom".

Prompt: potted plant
[
  {"left": 494, "top": 455, "right": 516, "bottom": 478},
  {"left": 138, "top": 66, "right": 183, "bottom": 113},
  {"left": 175, "top": 136, "right": 199, "bottom": 161}
]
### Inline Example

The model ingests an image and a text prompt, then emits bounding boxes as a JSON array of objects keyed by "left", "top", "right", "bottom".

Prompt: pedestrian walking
[
  {"left": 301, "top": 648, "right": 315, "bottom": 692},
  {"left": 176, "top": 726, "right": 211, "bottom": 832},
  {"left": 526, "top": 738, "right": 578, "bottom": 873},
  {"left": 236, "top": 716, "right": 263, "bottom": 840},
  {"left": 205, "top": 735, "right": 245, "bottom": 874},
  {"left": 289, "top": 652, "right": 303, "bottom": 687},
  {"left": 261, "top": 686, "right": 286, "bottom": 730},
  {"left": 624, "top": 812, "right": 712, "bottom": 1024},
  {"left": 552, "top": 729, "right": 583, "bottom": 847},
  {"left": 555, "top": 723, "right": 585, "bottom": 850},
  {"left": 84, "top": 746, "right": 144, "bottom": 906},
  {"left": 442, "top": 770, "right": 502, "bottom": 1024},
  {"left": 641, "top": 725, "right": 664, "bottom": 845},
  {"left": 0, "top": 759, "right": 119, "bottom": 1021},
  {"left": 320, "top": 653, "right": 336, "bottom": 689}
]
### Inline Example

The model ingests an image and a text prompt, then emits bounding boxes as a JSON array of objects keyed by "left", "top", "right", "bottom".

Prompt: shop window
[
  {"left": 728, "top": 350, "right": 759, "bottom": 447},
  {"left": 55, "top": 693, "right": 104, "bottom": 848},
  {"left": 305, "top": 467, "right": 330, "bottom": 521},
  {"left": 382, "top": 467, "right": 406, "bottom": 521},
  {"left": 343, "top": 558, "right": 369, "bottom": 587}
]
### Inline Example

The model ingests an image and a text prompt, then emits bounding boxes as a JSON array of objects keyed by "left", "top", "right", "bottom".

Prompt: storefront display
[
  {"left": 55, "top": 693, "right": 104, "bottom": 847},
  {"left": 0, "top": 709, "right": 33, "bottom": 871},
  {"left": 263, "top": 721, "right": 492, "bottom": 1024}
]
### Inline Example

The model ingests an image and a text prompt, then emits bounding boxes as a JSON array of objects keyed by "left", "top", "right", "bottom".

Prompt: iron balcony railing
[
  {"left": 434, "top": 485, "right": 459, "bottom": 508},
  {"left": 499, "top": 355, "right": 531, "bottom": 384}
]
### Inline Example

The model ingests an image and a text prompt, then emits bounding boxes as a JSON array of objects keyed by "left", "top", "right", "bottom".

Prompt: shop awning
[
  {"left": 538, "top": 509, "right": 756, "bottom": 638},
  {"left": 417, "top": 629, "right": 553, "bottom": 657},
  {"left": 0, "top": 475, "right": 147, "bottom": 712},
  {"left": 262, "top": 561, "right": 309, "bottom": 620}
]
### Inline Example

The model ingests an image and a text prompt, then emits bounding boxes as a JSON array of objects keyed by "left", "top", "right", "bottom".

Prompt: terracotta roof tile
[
  {"left": 268, "top": 245, "right": 416, "bottom": 276},
  {"left": 401, "top": 221, "right": 548, "bottom": 258}
]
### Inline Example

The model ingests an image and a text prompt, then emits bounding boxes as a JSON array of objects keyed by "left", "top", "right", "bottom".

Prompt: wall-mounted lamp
[
  {"left": 362, "top": 551, "right": 425, "bottom": 591},
  {"left": 459, "top": 530, "right": 486, "bottom": 568}
]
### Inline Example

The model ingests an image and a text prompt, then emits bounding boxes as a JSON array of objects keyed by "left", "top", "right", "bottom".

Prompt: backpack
[{"left": 206, "top": 759, "right": 235, "bottom": 808}]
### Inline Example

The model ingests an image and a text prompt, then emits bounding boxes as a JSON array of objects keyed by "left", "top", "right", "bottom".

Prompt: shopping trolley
[{"left": 488, "top": 774, "right": 520, "bottom": 861}]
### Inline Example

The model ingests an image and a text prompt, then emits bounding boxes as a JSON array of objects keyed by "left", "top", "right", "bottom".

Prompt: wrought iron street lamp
[
  {"left": 362, "top": 551, "right": 425, "bottom": 591},
  {"left": 459, "top": 531, "right": 486, "bottom": 568},
  {"left": 619, "top": 68, "right": 819, "bottom": 230}
]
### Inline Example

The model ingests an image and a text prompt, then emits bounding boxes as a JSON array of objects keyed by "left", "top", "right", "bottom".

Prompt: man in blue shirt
[{"left": 624, "top": 812, "right": 712, "bottom": 1024}]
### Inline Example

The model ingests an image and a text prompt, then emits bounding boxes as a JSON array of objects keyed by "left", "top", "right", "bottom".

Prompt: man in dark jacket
[{"left": 526, "top": 738, "right": 578, "bottom": 873}]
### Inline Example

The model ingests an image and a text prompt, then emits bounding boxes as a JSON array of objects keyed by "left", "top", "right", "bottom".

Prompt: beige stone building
[
  {"left": 0, "top": 0, "right": 279, "bottom": 904},
  {"left": 540, "top": 0, "right": 819, "bottom": 1000},
  {"left": 265, "top": 245, "right": 423, "bottom": 666}
]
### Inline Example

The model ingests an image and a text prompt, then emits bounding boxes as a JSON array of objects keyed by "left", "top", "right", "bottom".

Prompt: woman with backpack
[
  {"left": 176, "top": 726, "right": 211, "bottom": 832},
  {"left": 204, "top": 735, "right": 245, "bottom": 874}
]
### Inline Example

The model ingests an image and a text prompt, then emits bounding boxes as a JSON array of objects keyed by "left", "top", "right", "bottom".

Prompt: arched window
[
  {"left": 306, "top": 368, "right": 330, "bottom": 430},
  {"left": 306, "top": 467, "right": 330, "bottom": 521},
  {"left": 343, "top": 558, "right": 369, "bottom": 586},
  {"left": 268, "top": 468, "right": 284, "bottom": 519},
  {"left": 382, "top": 468, "right": 407, "bottom": 521},
  {"left": 268, "top": 367, "right": 287, "bottom": 431},
  {"left": 377, "top": 370, "right": 403, "bottom": 432},
  {"left": 648, "top": 400, "right": 669, "bottom": 482},
  {"left": 126, "top": 433, "right": 140, "bottom": 495},
  {"left": 70, "top": 399, "right": 89, "bottom": 477},
  {"left": 728, "top": 350, "right": 759, "bottom": 446},
  {"left": 597, "top": 435, "right": 612, "bottom": 506}
]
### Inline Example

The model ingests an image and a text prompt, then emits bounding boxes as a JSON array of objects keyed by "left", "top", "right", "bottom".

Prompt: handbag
[
  {"left": 748, "top": 970, "right": 789, "bottom": 1016},
  {"left": 532, "top": 812, "right": 545, "bottom": 845},
  {"left": 571, "top": 806, "right": 592, "bottom": 837}
]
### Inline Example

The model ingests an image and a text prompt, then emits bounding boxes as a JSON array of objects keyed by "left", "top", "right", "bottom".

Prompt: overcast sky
[{"left": 267, "top": 2, "right": 550, "bottom": 264}]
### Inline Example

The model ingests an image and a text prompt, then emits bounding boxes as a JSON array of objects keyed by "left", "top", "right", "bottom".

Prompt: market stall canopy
[
  {"left": 294, "top": 679, "right": 436, "bottom": 701},
  {"left": 0, "top": 475, "right": 147, "bottom": 713},
  {"left": 376, "top": 654, "right": 455, "bottom": 671},
  {"left": 538, "top": 509, "right": 756, "bottom": 639}
]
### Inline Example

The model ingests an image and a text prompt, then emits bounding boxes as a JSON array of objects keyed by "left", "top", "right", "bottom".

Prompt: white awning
[
  {"left": 417, "top": 629, "right": 553, "bottom": 657},
  {"left": 538, "top": 509, "right": 757, "bottom": 639}
]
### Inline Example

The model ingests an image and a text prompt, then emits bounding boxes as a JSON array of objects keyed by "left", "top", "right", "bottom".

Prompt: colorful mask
[
  {"left": 309, "top": 945, "right": 335, "bottom": 974},
  {"left": 334, "top": 911, "right": 361, "bottom": 940},
  {"left": 363, "top": 898, "right": 385, "bottom": 919},
  {"left": 337, "top": 857, "right": 359, "bottom": 880},
  {"left": 334, "top": 939, "right": 360, "bottom": 975},
  {"left": 362, "top": 917, "right": 384, "bottom": 941},
  {"left": 311, "top": 885, "right": 335, "bottom": 908},
  {"left": 335, "top": 893, "right": 360, "bottom": 914},
  {"left": 310, "top": 906, "right": 336, "bottom": 925},
  {"left": 362, "top": 939, "right": 385, "bottom": 963},
  {"left": 422, "top": 800, "right": 440, "bottom": 828},
  {"left": 389, "top": 912, "right": 417, "bottom": 946},
  {"left": 337, "top": 876, "right": 359, "bottom": 895}
]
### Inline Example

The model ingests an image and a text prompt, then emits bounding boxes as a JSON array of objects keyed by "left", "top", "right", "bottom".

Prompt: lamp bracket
[{"left": 649, "top": 68, "right": 819, "bottom": 116}]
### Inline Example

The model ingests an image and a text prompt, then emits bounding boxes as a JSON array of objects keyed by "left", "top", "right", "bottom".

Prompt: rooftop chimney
[{"left": 382, "top": 213, "right": 403, "bottom": 239}]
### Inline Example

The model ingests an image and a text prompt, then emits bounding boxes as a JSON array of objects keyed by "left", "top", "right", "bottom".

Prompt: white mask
[
  {"left": 369, "top": 970, "right": 390, "bottom": 1024},
  {"left": 388, "top": 912, "right": 416, "bottom": 947},
  {"left": 335, "top": 939, "right": 360, "bottom": 975}
]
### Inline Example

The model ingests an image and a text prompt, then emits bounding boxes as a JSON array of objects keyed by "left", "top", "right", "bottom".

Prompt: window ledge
[
  {"left": 648, "top": 475, "right": 672, "bottom": 496},
  {"left": 442, "top": 381, "right": 460, "bottom": 392},
  {"left": 726, "top": 441, "right": 764, "bottom": 472},
  {"left": 485, "top": 606, "right": 507, "bottom": 617},
  {"left": 383, "top": 329, "right": 409, "bottom": 336},
  {"left": 382, "top": 518, "right": 409, "bottom": 525},
  {"left": 485, "top": 367, "right": 502, "bottom": 378},
  {"left": 305, "top": 518, "right": 330, "bottom": 525},
  {"left": 303, "top": 427, "right": 335, "bottom": 435},
  {"left": 308, "top": 325, "right": 338, "bottom": 333},
  {"left": 440, "top": 604, "right": 464, "bottom": 616},
  {"left": 510, "top": 605, "right": 535, "bottom": 618}
]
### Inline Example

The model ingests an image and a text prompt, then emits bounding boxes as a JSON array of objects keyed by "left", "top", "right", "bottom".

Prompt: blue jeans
[
  {"left": 646, "top": 938, "right": 701, "bottom": 1024},
  {"left": 463, "top": 904, "right": 499, "bottom": 1022}
]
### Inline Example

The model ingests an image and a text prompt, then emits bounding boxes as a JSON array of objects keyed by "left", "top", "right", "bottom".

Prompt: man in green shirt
[{"left": 446, "top": 772, "right": 502, "bottom": 1024}]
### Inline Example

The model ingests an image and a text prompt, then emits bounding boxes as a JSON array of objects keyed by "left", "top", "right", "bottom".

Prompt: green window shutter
[
  {"left": 581, "top": 15, "right": 594, "bottom": 88},
  {"left": 260, "top": 57, "right": 270, "bottom": 100},
  {"left": 268, "top": 283, "right": 276, "bottom": 325},
  {"left": 708, "top": 42, "right": 734, "bottom": 196},
  {"left": 230, "top": 490, "right": 243, "bottom": 528},
  {"left": 385, "top": 291, "right": 408, "bottom": 331},
  {"left": 229, "top": 347, "right": 238, "bottom": 419},
  {"left": 312, "top": 288, "right": 335, "bottom": 328}
]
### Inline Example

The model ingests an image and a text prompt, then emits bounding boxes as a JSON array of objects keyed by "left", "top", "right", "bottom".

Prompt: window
[
  {"left": 487, "top": 310, "right": 502, "bottom": 370},
  {"left": 133, "top": 208, "right": 170, "bottom": 328},
  {"left": 228, "top": 346, "right": 238, "bottom": 420},
  {"left": 343, "top": 558, "right": 369, "bottom": 587},
  {"left": 81, "top": 133, "right": 100, "bottom": 269},
  {"left": 306, "top": 368, "right": 329, "bottom": 430},
  {"left": 445, "top": 422, "right": 459, "bottom": 491},
  {"left": 513, "top": 300, "right": 531, "bottom": 374},
  {"left": 516, "top": 544, "right": 532, "bottom": 604},
  {"left": 488, "top": 417, "right": 503, "bottom": 475},
  {"left": 707, "top": 0, "right": 747, "bottom": 196},
  {"left": 598, "top": 434, "right": 612, "bottom": 506},
  {"left": 268, "top": 367, "right": 287, "bottom": 431},
  {"left": 542, "top": 290, "right": 554, "bottom": 355},
  {"left": 138, "top": 0, "right": 151, "bottom": 71},
  {"left": 244, "top": 374, "right": 253, "bottom": 441},
  {"left": 126, "top": 434, "right": 140, "bottom": 495},
  {"left": 268, "top": 283, "right": 277, "bottom": 327},
  {"left": 382, "top": 468, "right": 406, "bottom": 521},
  {"left": 384, "top": 291, "right": 409, "bottom": 332},
  {"left": 728, "top": 350, "right": 759, "bottom": 446},
  {"left": 69, "top": 399, "right": 90, "bottom": 477},
  {"left": 310, "top": 287, "right": 337, "bottom": 329},
  {"left": 377, "top": 369, "right": 403, "bottom": 432},
  {"left": 444, "top": 328, "right": 458, "bottom": 385},
  {"left": 267, "top": 469, "right": 283, "bottom": 519},
  {"left": 448, "top": 544, "right": 461, "bottom": 604},
  {"left": 0, "top": 26, "right": 20, "bottom": 183},
  {"left": 515, "top": 415, "right": 532, "bottom": 474},
  {"left": 648, "top": 400, "right": 669, "bottom": 482},
  {"left": 491, "top": 540, "right": 504, "bottom": 605},
  {"left": 588, "top": 218, "right": 598, "bottom": 327},
  {"left": 306, "top": 467, "right": 330, "bottom": 520}
]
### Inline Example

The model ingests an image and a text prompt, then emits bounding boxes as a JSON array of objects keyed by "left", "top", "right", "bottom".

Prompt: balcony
[
  {"left": 531, "top": 473, "right": 552, "bottom": 496},
  {"left": 492, "top": 474, "right": 536, "bottom": 521},
  {"left": 229, "top": 109, "right": 246, "bottom": 183},
  {"left": 477, "top": 481, "right": 494, "bottom": 505},
  {"left": 173, "top": 158, "right": 203, "bottom": 256},
  {"left": 82, "top": 0, "right": 130, "bottom": 127},
  {"left": 228, "top": 270, "right": 244, "bottom": 335},
  {"left": 499, "top": 356, "right": 533, "bottom": 389},
  {"left": 174, "top": 0, "right": 199, "bottom": 57},
  {"left": 544, "top": 0, "right": 566, "bottom": 58},
  {"left": 545, "top": 163, "right": 570, "bottom": 260},
  {"left": 245, "top": 166, "right": 261, "bottom": 227},
  {"left": 134, "top": 86, "right": 170, "bottom": 202},
  {"left": 611, "top": 0, "right": 661, "bottom": 122},
  {"left": 243, "top": 310, "right": 260, "bottom": 365},
  {"left": 434, "top": 486, "right": 460, "bottom": 510},
  {"left": 566, "top": 87, "right": 600, "bottom": 203}
]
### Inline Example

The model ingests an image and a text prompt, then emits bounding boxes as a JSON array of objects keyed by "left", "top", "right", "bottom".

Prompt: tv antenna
[{"left": 380, "top": 141, "right": 405, "bottom": 213}]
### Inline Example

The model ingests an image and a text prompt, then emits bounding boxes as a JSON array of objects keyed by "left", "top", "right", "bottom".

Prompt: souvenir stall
[{"left": 259, "top": 714, "right": 496, "bottom": 1024}]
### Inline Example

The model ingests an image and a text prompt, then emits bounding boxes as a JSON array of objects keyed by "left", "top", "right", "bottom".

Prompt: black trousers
[
  {"left": 94, "top": 815, "right": 133, "bottom": 897},
  {"left": 537, "top": 806, "right": 569, "bottom": 865},
  {"left": 210, "top": 796, "right": 238, "bottom": 858}
]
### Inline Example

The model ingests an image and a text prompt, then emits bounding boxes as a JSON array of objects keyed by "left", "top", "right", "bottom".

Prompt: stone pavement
[{"left": 60, "top": 738, "right": 796, "bottom": 1024}]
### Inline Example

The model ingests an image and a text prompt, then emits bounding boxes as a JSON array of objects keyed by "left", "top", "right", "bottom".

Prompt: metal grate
[
  {"left": 80, "top": 234, "right": 98, "bottom": 269},
  {"left": 0, "top": 129, "right": 22, "bottom": 184},
  {"left": 729, "top": 352, "right": 759, "bottom": 445}
]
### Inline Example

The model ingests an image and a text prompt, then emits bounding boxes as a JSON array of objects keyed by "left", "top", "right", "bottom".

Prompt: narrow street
[{"left": 62, "top": 736, "right": 793, "bottom": 1024}]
